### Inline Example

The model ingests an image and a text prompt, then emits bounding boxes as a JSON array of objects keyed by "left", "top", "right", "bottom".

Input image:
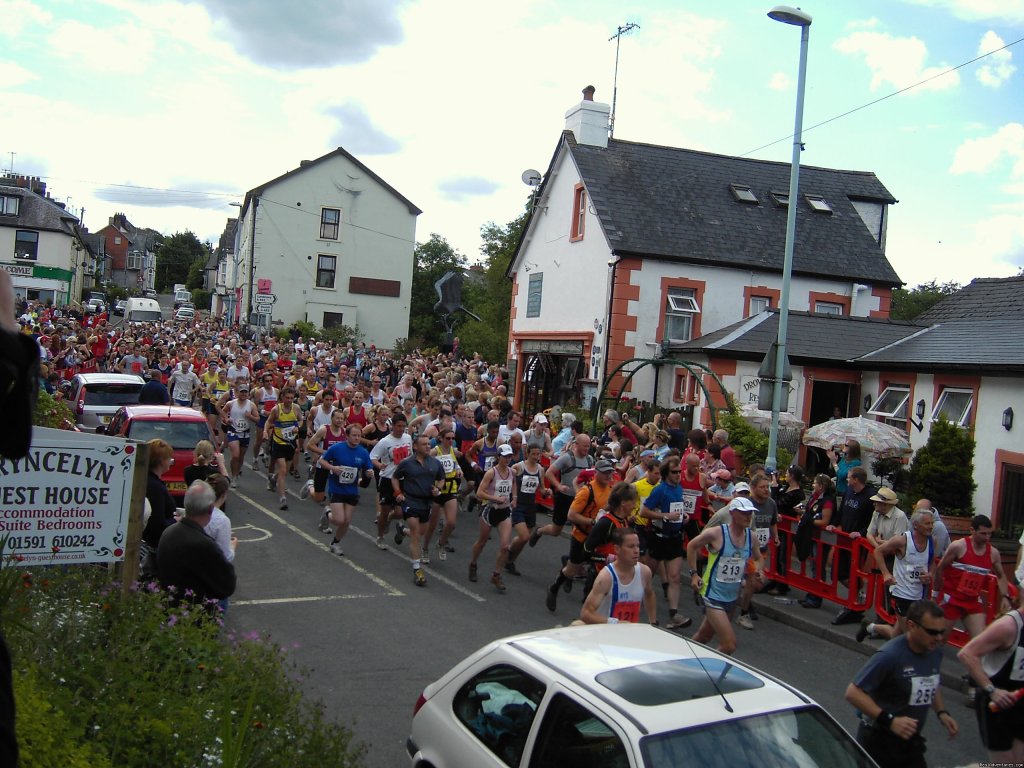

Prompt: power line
[
  {"left": 739, "top": 33, "right": 1024, "bottom": 158},
  {"left": 29, "top": 174, "right": 242, "bottom": 198}
]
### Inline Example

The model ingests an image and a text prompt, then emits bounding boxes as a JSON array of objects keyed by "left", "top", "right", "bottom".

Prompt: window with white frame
[
  {"left": 526, "top": 272, "right": 543, "bottom": 317},
  {"left": 814, "top": 301, "right": 844, "bottom": 316},
  {"left": 868, "top": 385, "right": 910, "bottom": 428},
  {"left": 1, "top": 195, "right": 19, "bottom": 216},
  {"left": 14, "top": 230, "right": 37, "bottom": 260},
  {"left": 749, "top": 295, "right": 772, "bottom": 315},
  {"left": 320, "top": 207, "right": 341, "bottom": 240},
  {"left": 932, "top": 388, "right": 973, "bottom": 427},
  {"left": 316, "top": 254, "right": 336, "bottom": 288},
  {"left": 126, "top": 251, "right": 143, "bottom": 270},
  {"left": 663, "top": 288, "right": 700, "bottom": 342}
]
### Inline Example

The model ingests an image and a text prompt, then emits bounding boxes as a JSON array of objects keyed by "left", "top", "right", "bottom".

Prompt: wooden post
[{"left": 118, "top": 442, "right": 150, "bottom": 597}]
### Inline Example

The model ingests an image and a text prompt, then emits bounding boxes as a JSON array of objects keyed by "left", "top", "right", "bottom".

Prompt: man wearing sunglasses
[{"left": 845, "top": 599, "right": 959, "bottom": 768}]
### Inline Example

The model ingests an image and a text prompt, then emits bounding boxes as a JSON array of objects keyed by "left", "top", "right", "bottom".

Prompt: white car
[
  {"left": 174, "top": 306, "right": 195, "bottom": 322},
  {"left": 407, "top": 624, "right": 875, "bottom": 768}
]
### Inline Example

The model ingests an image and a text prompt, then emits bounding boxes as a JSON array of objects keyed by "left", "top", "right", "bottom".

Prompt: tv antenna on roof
[{"left": 608, "top": 22, "right": 639, "bottom": 138}]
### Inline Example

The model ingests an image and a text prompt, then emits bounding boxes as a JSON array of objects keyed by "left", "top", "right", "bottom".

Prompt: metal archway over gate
[{"left": 592, "top": 357, "right": 730, "bottom": 435}]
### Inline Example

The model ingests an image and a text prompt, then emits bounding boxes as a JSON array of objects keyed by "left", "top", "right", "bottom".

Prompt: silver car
[
  {"left": 408, "top": 624, "right": 877, "bottom": 768},
  {"left": 68, "top": 373, "right": 145, "bottom": 431}
]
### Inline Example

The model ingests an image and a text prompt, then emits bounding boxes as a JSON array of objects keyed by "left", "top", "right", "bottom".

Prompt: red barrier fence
[{"left": 765, "top": 514, "right": 1001, "bottom": 649}]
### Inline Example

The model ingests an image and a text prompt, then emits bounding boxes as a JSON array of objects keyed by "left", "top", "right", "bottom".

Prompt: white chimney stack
[{"left": 565, "top": 85, "right": 610, "bottom": 148}]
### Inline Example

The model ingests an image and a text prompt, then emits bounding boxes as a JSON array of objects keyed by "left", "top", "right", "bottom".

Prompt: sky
[{"left": 1, "top": 0, "right": 1022, "bottom": 288}]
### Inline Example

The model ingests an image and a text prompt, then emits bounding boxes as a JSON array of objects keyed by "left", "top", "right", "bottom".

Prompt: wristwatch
[
  {"left": 984, "top": 684, "right": 996, "bottom": 695},
  {"left": 689, "top": 568, "right": 699, "bottom": 577}
]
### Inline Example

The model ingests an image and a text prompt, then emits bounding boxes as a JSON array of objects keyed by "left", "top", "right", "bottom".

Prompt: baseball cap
[
  {"left": 731, "top": 497, "right": 757, "bottom": 514},
  {"left": 534, "top": 414, "right": 548, "bottom": 424},
  {"left": 594, "top": 458, "right": 615, "bottom": 473},
  {"left": 498, "top": 444, "right": 514, "bottom": 456},
  {"left": 639, "top": 449, "right": 657, "bottom": 459},
  {"left": 733, "top": 481, "right": 751, "bottom": 494},
  {"left": 237, "top": 384, "right": 250, "bottom": 393}
]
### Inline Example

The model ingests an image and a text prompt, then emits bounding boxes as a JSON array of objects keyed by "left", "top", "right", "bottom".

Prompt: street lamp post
[{"left": 765, "top": 5, "right": 812, "bottom": 472}]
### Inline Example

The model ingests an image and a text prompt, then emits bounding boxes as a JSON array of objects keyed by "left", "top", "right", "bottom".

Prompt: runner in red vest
[{"left": 934, "top": 514, "right": 1011, "bottom": 639}]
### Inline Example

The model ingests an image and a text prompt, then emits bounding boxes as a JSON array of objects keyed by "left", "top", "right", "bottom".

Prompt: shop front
[
  {"left": 512, "top": 335, "right": 590, "bottom": 415},
  {"left": 3, "top": 261, "right": 73, "bottom": 306}
]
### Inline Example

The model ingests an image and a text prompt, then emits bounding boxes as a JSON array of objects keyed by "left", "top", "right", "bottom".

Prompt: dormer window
[
  {"left": 729, "top": 184, "right": 759, "bottom": 204},
  {"left": 770, "top": 191, "right": 789, "bottom": 207},
  {"left": 805, "top": 195, "right": 832, "bottom": 213},
  {"left": 0, "top": 195, "right": 20, "bottom": 216}
]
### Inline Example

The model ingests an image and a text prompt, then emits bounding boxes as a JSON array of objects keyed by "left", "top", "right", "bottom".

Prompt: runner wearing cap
[
  {"left": 469, "top": 443, "right": 517, "bottom": 592},
  {"left": 219, "top": 384, "right": 259, "bottom": 487},
  {"left": 687, "top": 497, "right": 764, "bottom": 654}
]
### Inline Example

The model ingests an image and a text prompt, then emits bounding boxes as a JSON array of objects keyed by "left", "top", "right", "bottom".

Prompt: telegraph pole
[{"left": 609, "top": 22, "right": 639, "bottom": 138}]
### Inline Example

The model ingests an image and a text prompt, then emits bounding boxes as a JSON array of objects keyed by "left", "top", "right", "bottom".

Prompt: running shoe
[
  {"left": 317, "top": 510, "right": 331, "bottom": 533},
  {"left": 414, "top": 568, "right": 426, "bottom": 587},
  {"left": 491, "top": 573, "right": 507, "bottom": 593},
  {"left": 736, "top": 614, "right": 755, "bottom": 631},
  {"left": 375, "top": 536, "right": 386, "bottom": 550},
  {"left": 667, "top": 614, "right": 693, "bottom": 629},
  {"left": 250, "top": 458, "right": 260, "bottom": 471},
  {"left": 394, "top": 522, "right": 405, "bottom": 545},
  {"left": 468, "top": 563, "right": 478, "bottom": 582},
  {"left": 504, "top": 561, "right": 520, "bottom": 576},
  {"left": 330, "top": 542, "right": 344, "bottom": 556},
  {"left": 230, "top": 477, "right": 238, "bottom": 489},
  {"left": 420, "top": 548, "right": 430, "bottom": 565},
  {"left": 299, "top": 479, "right": 314, "bottom": 500},
  {"left": 562, "top": 577, "right": 573, "bottom": 594},
  {"left": 279, "top": 496, "right": 288, "bottom": 511},
  {"left": 438, "top": 545, "right": 447, "bottom": 561},
  {"left": 545, "top": 585, "right": 557, "bottom": 612},
  {"left": 267, "top": 475, "right": 275, "bottom": 491},
  {"left": 528, "top": 530, "right": 541, "bottom": 548}
]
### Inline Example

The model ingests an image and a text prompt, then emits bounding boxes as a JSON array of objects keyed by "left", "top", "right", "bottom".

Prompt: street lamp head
[{"left": 768, "top": 5, "right": 812, "bottom": 26}]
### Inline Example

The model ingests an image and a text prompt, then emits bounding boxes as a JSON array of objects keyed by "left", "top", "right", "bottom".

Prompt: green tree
[
  {"left": 908, "top": 419, "right": 977, "bottom": 517},
  {"left": 457, "top": 211, "right": 527, "bottom": 362},
  {"left": 890, "top": 280, "right": 961, "bottom": 321},
  {"left": 155, "top": 231, "right": 208, "bottom": 292},
  {"left": 407, "top": 234, "right": 467, "bottom": 346}
]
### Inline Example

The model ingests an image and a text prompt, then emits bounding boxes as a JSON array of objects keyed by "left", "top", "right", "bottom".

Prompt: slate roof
[
  {"left": 915, "top": 275, "right": 1024, "bottom": 323},
  {"left": 854, "top": 319, "right": 1024, "bottom": 372},
  {"left": 564, "top": 132, "right": 902, "bottom": 286},
  {"left": 670, "top": 309, "right": 925, "bottom": 365},
  {"left": 0, "top": 184, "right": 79, "bottom": 235}
]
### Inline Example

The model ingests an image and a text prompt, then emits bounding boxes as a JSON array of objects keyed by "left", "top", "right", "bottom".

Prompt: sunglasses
[{"left": 911, "top": 621, "right": 945, "bottom": 637}]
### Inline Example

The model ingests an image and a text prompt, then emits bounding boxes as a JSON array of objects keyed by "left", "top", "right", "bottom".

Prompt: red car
[{"left": 104, "top": 405, "right": 215, "bottom": 500}]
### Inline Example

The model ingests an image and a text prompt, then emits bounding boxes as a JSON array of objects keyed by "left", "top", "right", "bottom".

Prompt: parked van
[
  {"left": 173, "top": 289, "right": 192, "bottom": 308},
  {"left": 124, "top": 297, "right": 163, "bottom": 324}
]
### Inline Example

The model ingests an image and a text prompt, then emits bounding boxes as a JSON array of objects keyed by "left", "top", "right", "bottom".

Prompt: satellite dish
[{"left": 521, "top": 169, "right": 542, "bottom": 187}]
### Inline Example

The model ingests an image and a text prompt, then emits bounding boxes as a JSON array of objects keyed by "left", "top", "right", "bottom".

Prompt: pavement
[{"left": 749, "top": 590, "right": 970, "bottom": 692}]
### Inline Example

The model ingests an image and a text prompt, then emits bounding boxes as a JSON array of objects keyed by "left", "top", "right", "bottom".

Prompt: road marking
[
  {"left": 233, "top": 594, "right": 383, "bottom": 606},
  {"left": 232, "top": 523, "right": 272, "bottom": 543},
  {"left": 234, "top": 490, "right": 405, "bottom": 597}
]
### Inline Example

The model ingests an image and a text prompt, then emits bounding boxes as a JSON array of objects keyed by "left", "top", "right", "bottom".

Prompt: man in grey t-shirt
[
  {"left": 530, "top": 433, "right": 594, "bottom": 545},
  {"left": 392, "top": 435, "right": 445, "bottom": 587}
]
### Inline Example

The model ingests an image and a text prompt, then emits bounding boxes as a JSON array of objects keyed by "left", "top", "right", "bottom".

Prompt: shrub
[
  {"left": 3, "top": 565, "right": 365, "bottom": 768},
  {"left": 719, "top": 408, "right": 793, "bottom": 475},
  {"left": 318, "top": 323, "right": 363, "bottom": 348},
  {"left": 192, "top": 288, "right": 212, "bottom": 311},
  {"left": 909, "top": 419, "right": 976, "bottom": 517},
  {"left": 32, "top": 390, "right": 75, "bottom": 430}
]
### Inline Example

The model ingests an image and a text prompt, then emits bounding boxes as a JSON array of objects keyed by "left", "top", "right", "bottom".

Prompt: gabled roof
[
  {"left": 671, "top": 309, "right": 923, "bottom": 365},
  {"left": 240, "top": 147, "right": 421, "bottom": 218},
  {"left": 558, "top": 132, "right": 902, "bottom": 286},
  {"left": 915, "top": 275, "right": 1024, "bottom": 323},
  {"left": 854, "top": 319, "right": 1024, "bottom": 372},
  {"left": 0, "top": 184, "right": 79, "bottom": 235},
  {"left": 74, "top": 226, "right": 105, "bottom": 257}
]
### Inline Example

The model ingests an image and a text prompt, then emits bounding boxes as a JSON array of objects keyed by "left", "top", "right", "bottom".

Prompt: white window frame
[
  {"left": 931, "top": 388, "right": 973, "bottom": 427},
  {"left": 126, "top": 251, "right": 143, "bottom": 271},
  {"left": 805, "top": 195, "right": 832, "bottom": 213},
  {"left": 749, "top": 295, "right": 772, "bottom": 315},
  {"left": 1, "top": 195, "right": 19, "bottom": 216},
  {"left": 664, "top": 288, "right": 700, "bottom": 342},
  {"left": 868, "top": 386, "right": 910, "bottom": 428},
  {"left": 814, "top": 301, "right": 844, "bottom": 316},
  {"left": 729, "top": 184, "right": 758, "bottom": 204}
]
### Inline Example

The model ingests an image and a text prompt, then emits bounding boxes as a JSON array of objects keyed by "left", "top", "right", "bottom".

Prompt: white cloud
[
  {"left": 768, "top": 72, "right": 789, "bottom": 91},
  {"left": 902, "top": 0, "right": 1024, "bottom": 25},
  {"left": 950, "top": 123, "right": 1024, "bottom": 177},
  {"left": 0, "top": 0, "right": 52, "bottom": 37},
  {"left": 833, "top": 30, "right": 960, "bottom": 91},
  {"left": 0, "top": 60, "right": 37, "bottom": 87},
  {"left": 49, "top": 20, "right": 156, "bottom": 73},
  {"left": 844, "top": 17, "right": 881, "bottom": 30},
  {"left": 975, "top": 30, "right": 1015, "bottom": 87}
]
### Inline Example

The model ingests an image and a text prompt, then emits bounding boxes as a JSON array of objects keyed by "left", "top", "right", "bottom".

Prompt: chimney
[{"left": 564, "top": 84, "right": 610, "bottom": 148}]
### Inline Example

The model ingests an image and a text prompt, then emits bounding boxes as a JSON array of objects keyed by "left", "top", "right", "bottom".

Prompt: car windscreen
[
  {"left": 84, "top": 384, "right": 143, "bottom": 407},
  {"left": 128, "top": 311, "right": 163, "bottom": 322},
  {"left": 127, "top": 419, "right": 210, "bottom": 451},
  {"left": 641, "top": 706, "right": 875, "bottom": 768}
]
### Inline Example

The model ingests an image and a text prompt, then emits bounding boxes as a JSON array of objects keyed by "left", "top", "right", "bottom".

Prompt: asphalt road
[{"left": 221, "top": 461, "right": 987, "bottom": 768}]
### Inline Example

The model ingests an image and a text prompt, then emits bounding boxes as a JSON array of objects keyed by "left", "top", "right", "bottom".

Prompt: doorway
[{"left": 805, "top": 380, "right": 853, "bottom": 476}]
